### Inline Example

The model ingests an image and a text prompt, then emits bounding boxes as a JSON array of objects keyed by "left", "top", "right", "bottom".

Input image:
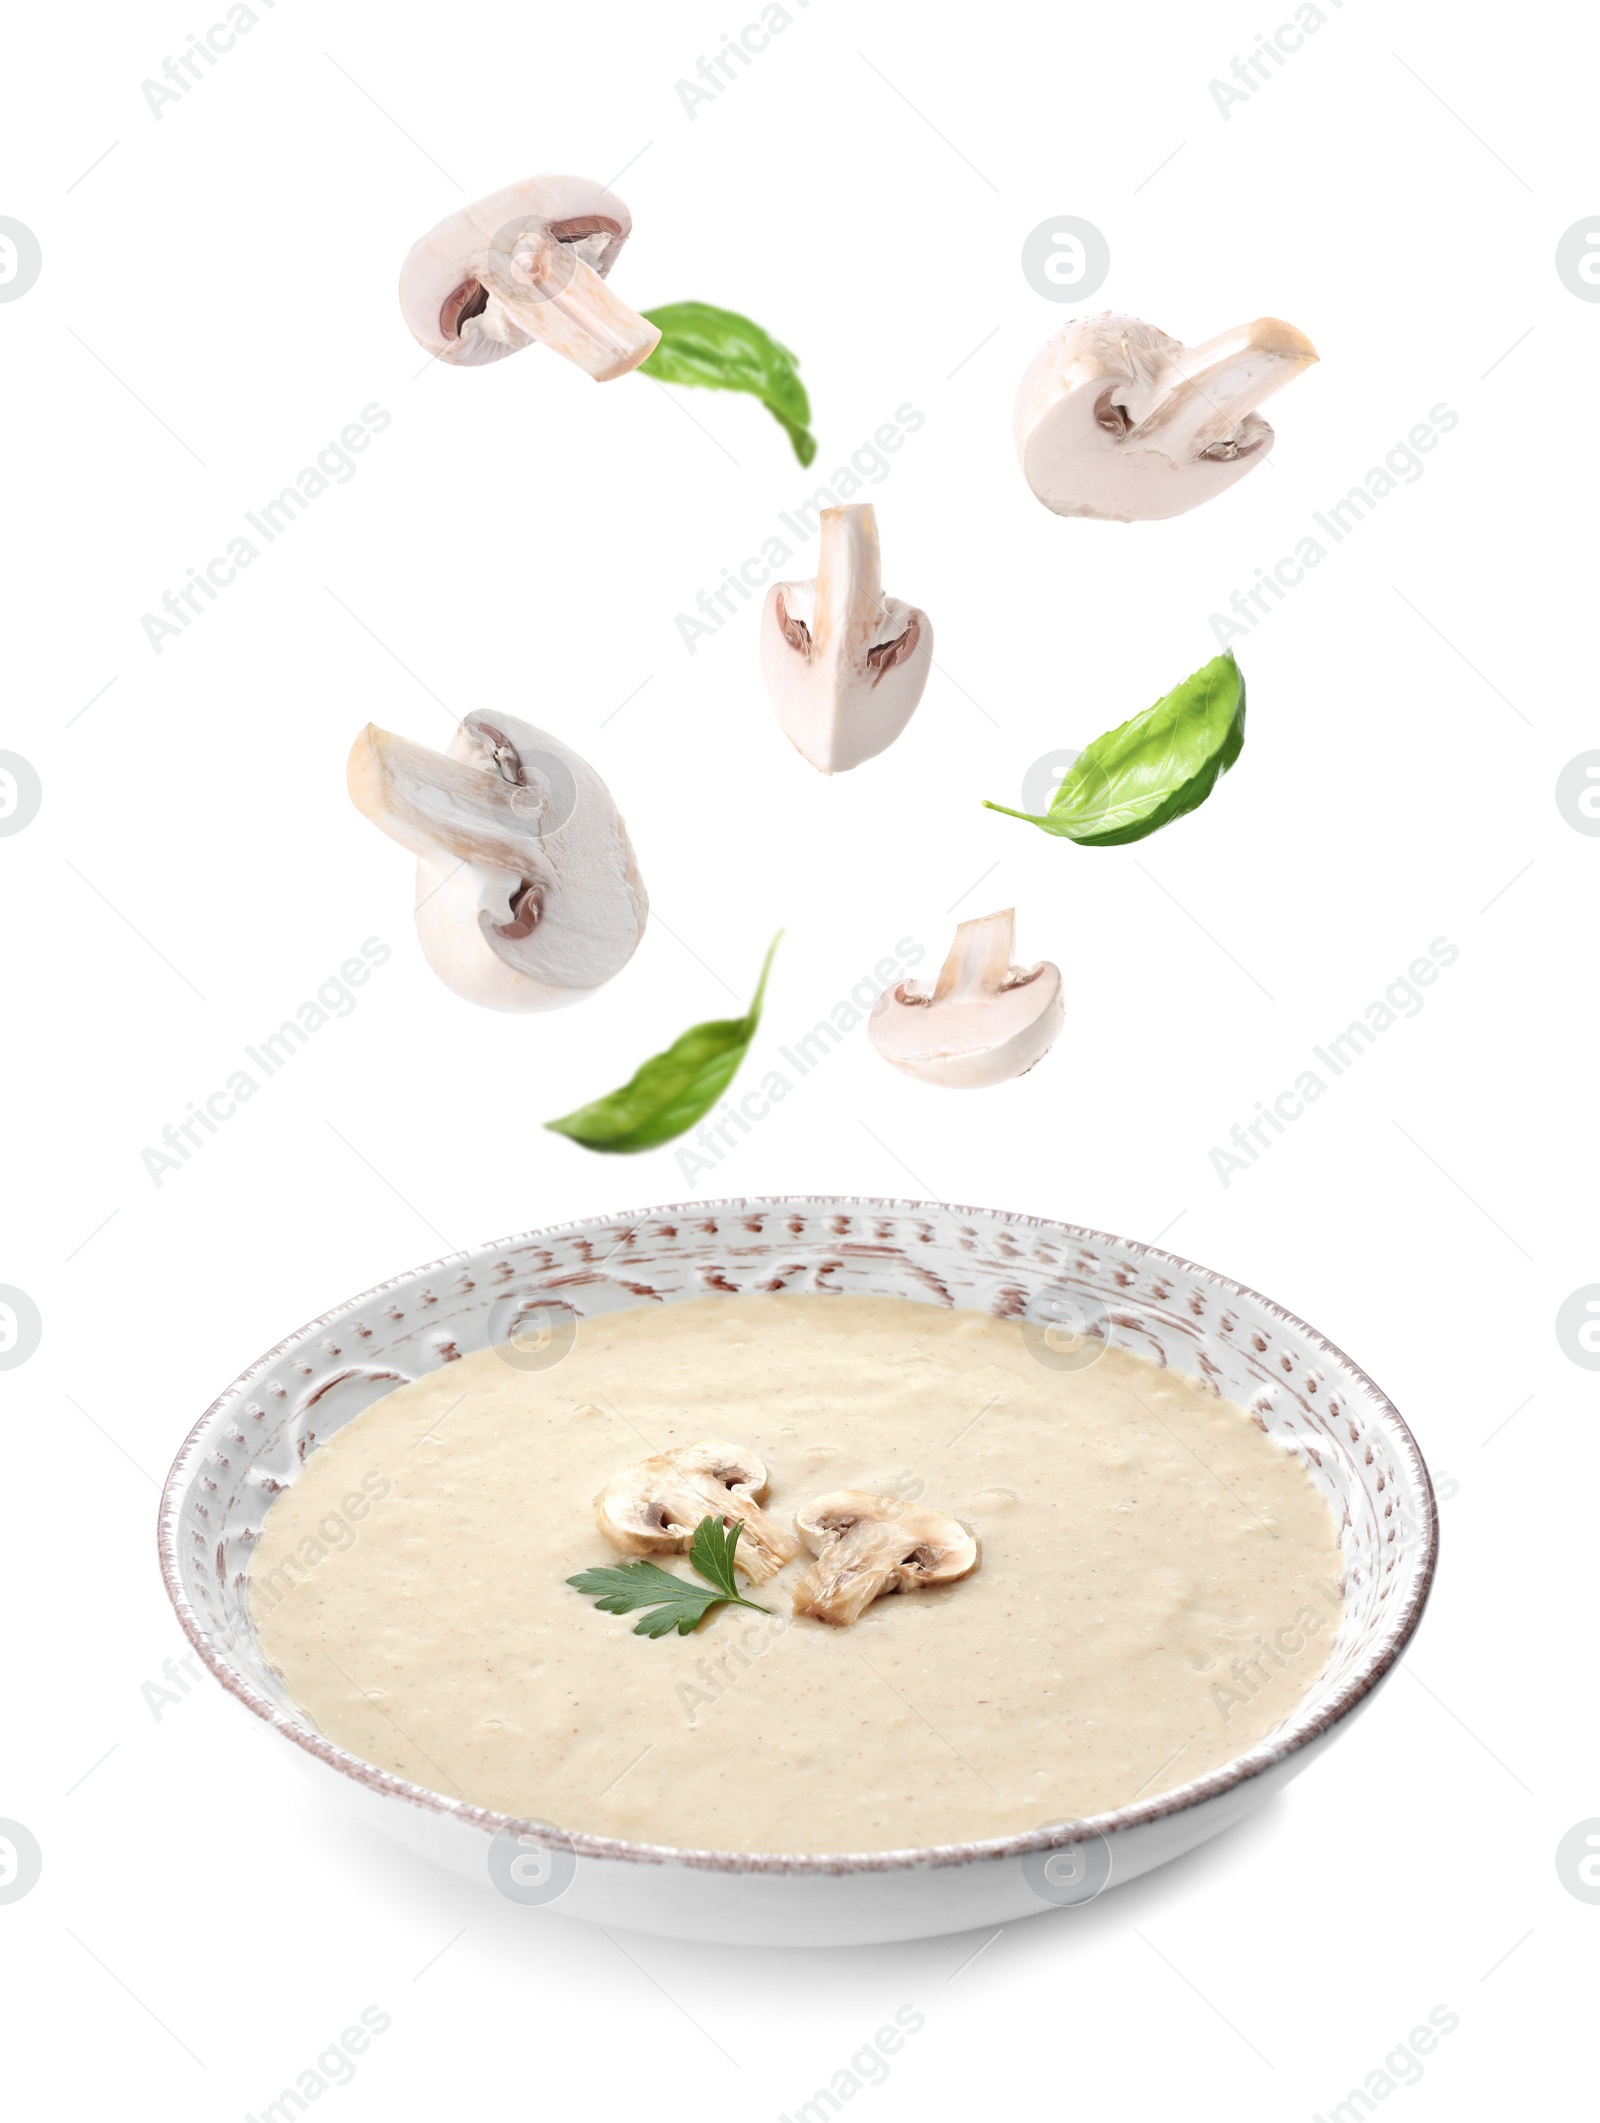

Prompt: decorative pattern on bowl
[{"left": 158, "top": 1196, "right": 1437, "bottom": 1945}]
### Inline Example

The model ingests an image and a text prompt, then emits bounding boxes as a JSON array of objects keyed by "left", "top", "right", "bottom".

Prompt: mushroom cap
[
  {"left": 759, "top": 504, "right": 932, "bottom": 774},
  {"left": 595, "top": 1438, "right": 798, "bottom": 1582},
  {"left": 348, "top": 711, "right": 647, "bottom": 1014},
  {"left": 793, "top": 1489, "right": 979, "bottom": 1626},
  {"left": 868, "top": 908, "right": 1063, "bottom": 1089},
  {"left": 1015, "top": 312, "right": 1318, "bottom": 522},
  {"left": 398, "top": 174, "right": 644, "bottom": 370}
]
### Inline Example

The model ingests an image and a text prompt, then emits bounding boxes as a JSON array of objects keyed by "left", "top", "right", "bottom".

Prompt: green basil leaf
[
  {"left": 640, "top": 303, "right": 816, "bottom": 465},
  {"left": 545, "top": 933, "right": 781, "bottom": 1153},
  {"left": 984, "top": 651, "right": 1246, "bottom": 848}
]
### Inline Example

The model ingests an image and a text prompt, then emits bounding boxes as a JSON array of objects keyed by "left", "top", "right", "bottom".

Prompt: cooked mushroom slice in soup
[
  {"left": 793, "top": 1490, "right": 979, "bottom": 1627},
  {"left": 596, "top": 1439, "right": 799, "bottom": 1583}
]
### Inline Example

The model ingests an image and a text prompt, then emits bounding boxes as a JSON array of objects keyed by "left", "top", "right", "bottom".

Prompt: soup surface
[{"left": 250, "top": 1293, "right": 1344, "bottom": 1852}]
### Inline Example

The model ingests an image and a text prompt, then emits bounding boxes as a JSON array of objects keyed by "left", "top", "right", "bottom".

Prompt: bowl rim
[{"left": 157, "top": 1193, "right": 1439, "bottom": 1878}]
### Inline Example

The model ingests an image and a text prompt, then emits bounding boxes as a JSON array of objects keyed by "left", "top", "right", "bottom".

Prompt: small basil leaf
[
  {"left": 545, "top": 933, "right": 781, "bottom": 1153},
  {"left": 640, "top": 303, "right": 816, "bottom": 465},
  {"left": 984, "top": 651, "right": 1246, "bottom": 848}
]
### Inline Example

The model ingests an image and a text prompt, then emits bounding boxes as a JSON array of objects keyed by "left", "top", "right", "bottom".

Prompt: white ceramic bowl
[{"left": 159, "top": 1196, "right": 1436, "bottom": 1946}]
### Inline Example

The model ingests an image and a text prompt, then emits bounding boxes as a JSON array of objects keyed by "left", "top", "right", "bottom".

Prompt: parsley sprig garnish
[{"left": 567, "top": 1516, "right": 774, "bottom": 1638}]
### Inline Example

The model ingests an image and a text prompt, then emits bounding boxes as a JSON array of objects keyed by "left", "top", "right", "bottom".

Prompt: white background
[{"left": 3, "top": 0, "right": 1595, "bottom": 2115}]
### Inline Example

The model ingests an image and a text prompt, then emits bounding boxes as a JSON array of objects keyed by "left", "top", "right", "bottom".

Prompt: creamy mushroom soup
[{"left": 251, "top": 1293, "right": 1344, "bottom": 1854}]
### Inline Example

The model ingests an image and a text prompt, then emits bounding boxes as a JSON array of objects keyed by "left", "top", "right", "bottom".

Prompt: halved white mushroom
[
  {"left": 1015, "top": 312, "right": 1318, "bottom": 521},
  {"left": 793, "top": 1491, "right": 978, "bottom": 1627},
  {"left": 868, "top": 909, "right": 1062, "bottom": 1088},
  {"left": 398, "top": 174, "right": 660, "bottom": 379},
  {"left": 759, "top": 503, "right": 932, "bottom": 775},
  {"left": 596, "top": 1438, "right": 799, "bottom": 1583},
  {"left": 348, "top": 711, "right": 646, "bottom": 1013}
]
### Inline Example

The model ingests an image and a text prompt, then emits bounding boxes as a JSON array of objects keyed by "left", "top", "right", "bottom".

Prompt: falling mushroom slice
[
  {"left": 868, "top": 909, "right": 1063, "bottom": 1088},
  {"left": 759, "top": 503, "right": 932, "bottom": 774},
  {"left": 596, "top": 1439, "right": 799, "bottom": 1583},
  {"left": 347, "top": 711, "right": 646, "bottom": 1012},
  {"left": 398, "top": 174, "right": 661, "bottom": 379},
  {"left": 1015, "top": 312, "right": 1318, "bottom": 521},
  {"left": 793, "top": 1491, "right": 978, "bottom": 1627}
]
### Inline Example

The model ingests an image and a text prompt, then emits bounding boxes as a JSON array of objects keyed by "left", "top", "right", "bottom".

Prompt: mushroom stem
[
  {"left": 932, "top": 909, "right": 1021, "bottom": 1004},
  {"left": 476, "top": 233, "right": 660, "bottom": 381},
  {"left": 811, "top": 504, "right": 883, "bottom": 661},
  {"left": 1111, "top": 318, "right": 1317, "bottom": 463},
  {"left": 348, "top": 723, "right": 550, "bottom": 875}
]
